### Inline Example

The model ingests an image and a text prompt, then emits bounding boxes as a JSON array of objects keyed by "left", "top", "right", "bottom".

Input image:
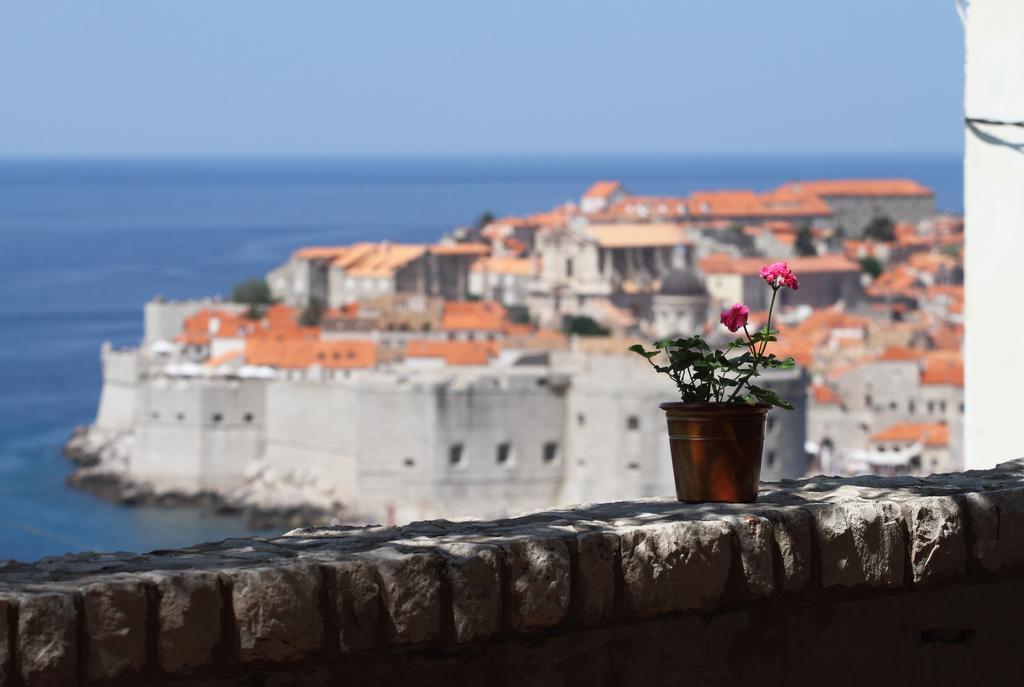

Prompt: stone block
[
  {"left": 440, "top": 542, "right": 501, "bottom": 642},
  {"left": 618, "top": 519, "right": 732, "bottom": 617},
  {"left": 813, "top": 500, "right": 905, "bottom": 588},
  {"left": 0, "top": 595, "right": 13, "bottom": 686},
  {"left": 231, "top": 564, "right": 323, "bottom": 663},
  {"left": 362, "top": 547, "right": 444, "bottom": 644},
  {"left": 18, "top": 592, "right": 78, "bottom": 687},
  {"left": 143, "top": 570, "right": 223, "bottom": 673},
  {"left": 325, "top": 558, "right": 381, "bottom": 652},
  {"left": 901, "top": 496, "right": 966, "bottom": 584},
  {"left": 81, "top": 577, "right": 148, "bottom": 681},
  {"left": 576, "top": 531, "right": 619, "bottom": 626},
  {"left": 962, "top": 487, "right": 1024, "bottom": 573},
  {"left": 764, "top": 507, "right": 812, "bottom": 593},
  {"left": 502, "top": 536, "right": 571, "bottom": 632},
  {"left": 730, "top": 515, "right": 775, "bottom": 599}
]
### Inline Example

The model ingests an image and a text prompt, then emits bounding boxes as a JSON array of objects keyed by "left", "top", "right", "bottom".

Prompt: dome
[{"left": 659, "top": 270, "right": 707, "bottom": 297}]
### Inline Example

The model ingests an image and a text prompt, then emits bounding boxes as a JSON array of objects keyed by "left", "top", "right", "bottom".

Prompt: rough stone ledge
[{"left": 1, "top": 460, "right": 1023, "bottom": 685}]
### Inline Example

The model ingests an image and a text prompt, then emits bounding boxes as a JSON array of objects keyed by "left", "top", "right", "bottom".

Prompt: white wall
[{"left": 963, "top": 0, "right": 1024, "bottom": 467}]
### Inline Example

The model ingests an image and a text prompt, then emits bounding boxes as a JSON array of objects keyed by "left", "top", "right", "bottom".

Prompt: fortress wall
[
  {"left": 131, "top": 379, "right": 266, "bottom": 494},
  {"left": 428, "top": 373, "right": 569, "bottom": 520},
  {"left": 5, "top": 460, "right": 1024, "bottom": 686},
  {"left": 94, "top": 346, "right": 141, "bottom": 432},
  {"left": 560, "top": 354, "right": 808, "bottom": 504},
  {"left": 262, "top": 381, "right": 364, "bottom": 503},
  {"left": 351, "top": 383, "right": 441, "bottom": 523}
]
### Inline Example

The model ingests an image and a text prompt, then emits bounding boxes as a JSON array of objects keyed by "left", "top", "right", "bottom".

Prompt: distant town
[{"left": 66, "top": 177, "right": 963, "bottom": 527}]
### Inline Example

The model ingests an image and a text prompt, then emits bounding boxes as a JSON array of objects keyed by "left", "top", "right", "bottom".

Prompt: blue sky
[{"left": 0, "top": 1, "right": 964, "bottom": 156}]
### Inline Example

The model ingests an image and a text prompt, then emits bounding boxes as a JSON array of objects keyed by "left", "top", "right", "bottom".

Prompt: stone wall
[{"left": 17, "top": 460, "right": 1024, "bottom": 686}]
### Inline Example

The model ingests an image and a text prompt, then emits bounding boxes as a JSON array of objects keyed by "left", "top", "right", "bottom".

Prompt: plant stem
[{"left": 727, "top": 285, "right": 781, "bottom": 403}]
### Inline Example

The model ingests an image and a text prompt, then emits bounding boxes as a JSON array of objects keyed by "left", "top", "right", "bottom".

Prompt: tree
[
  {"left": 474, "top": 211, "right": 496, "bottom": 230},
  {"left": 562, "top": 315, "right": 610, "bottom": 337},
  {"left": 859, "top": 256, "right": 883, "bottom": 280},
  {"left": 232, "top": 278, "right": 272, "bottom": 305},
  {"left": 300, "top": 298, "right": 324, "bottom": 326},
  {"left": 507, "top": 305, "right": 531, "bottom": 324},
  {"left": 941, "top": 243, "right": 961, "bottom": 258},
  {"left": 863, "top": 215, "right": 895, "bottom": 242},
  {"left": 794, "top": 227, "right": 817, "bottom": 256}
]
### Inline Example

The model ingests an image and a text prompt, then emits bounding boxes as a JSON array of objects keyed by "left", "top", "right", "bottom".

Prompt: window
[
  {"left": 449, "top": 444, "right": 464, "bottom": 466},
  {"left": 766, "top": 451, "right": 776, "bottom": 467},
  {"left": 542, "top": 442, "right": 559, "bottom": 464},
  {"left": 496, "top": 442, "right": 513, "bottom": 466},
  {"left": 627, "top": 461, "right": 640, "bottom": 471},
  {"left": 176, "top": 412, "right": 185, "bottom": 422},
  {"left": 565, "top": 258, "right": 574, "bottom": 278},
  {"left": 577, "top": 413, "right": 586, "bottom": 427},
  {"left": 150, "top": 411, "right": 160, "bottom": 420},
  {"left": 627, "top": 416, "right": 640, "bottom": 430},
  {"left": 888, "top": 401, "right": 897, "bottom": 411},
  {"left": 403, "top": 457, "right": 416, "bottom": 468},
  {"left": 927, "top": 401, "right": 935, "bottom": 414},
  {"left": 211, "top": 413, "right": 223, "bottom": 423},
  {"left": 865, "top": 394, "right": 873, "bottom": 408},
  {"left": 766, "top": 417, "right": 775, "bottom": 432},
  {"left": 959, "top": 402, "right": 965, "bottom": 414},
  {"left": 939, "top": 401, "right": 947, "bottom": 413},
  {"left": 909, "top": 400, "right": 916, "bottom": 414},
  {"left": 243, "top": 413, "right": 255, "bottom": 423}
]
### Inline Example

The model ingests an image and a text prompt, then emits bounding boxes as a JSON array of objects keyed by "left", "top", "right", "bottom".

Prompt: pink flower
[
  {"left": 759, "top": 261, "right": 799, "bottom": 290},
  {"left": 720, "top": 303, "right": 749, "bottom": 332}
]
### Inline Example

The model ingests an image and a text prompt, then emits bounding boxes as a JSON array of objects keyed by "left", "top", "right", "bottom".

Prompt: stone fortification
[
  {"left": 3, "top": 460, "right": 1024, "bottom": 685},
  {"left": 70, "top": 341, "right": 807, "bottom": 526}
]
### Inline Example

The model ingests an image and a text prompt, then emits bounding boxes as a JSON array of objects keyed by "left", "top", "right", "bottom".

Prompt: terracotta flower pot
[{"left": 659, "top": 402, "right": 770, "bottom": 503}]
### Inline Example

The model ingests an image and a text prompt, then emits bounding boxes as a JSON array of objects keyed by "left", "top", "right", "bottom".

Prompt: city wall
[{"left": 4, "top": 460, "right": 1024, "bottom": 686}]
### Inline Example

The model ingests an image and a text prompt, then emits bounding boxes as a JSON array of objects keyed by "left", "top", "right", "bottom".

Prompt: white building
[{"left": 963, "top": 0, "right": 1024, "bottom": 468}]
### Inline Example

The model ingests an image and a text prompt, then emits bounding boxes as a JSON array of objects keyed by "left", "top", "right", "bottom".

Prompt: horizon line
[{"left": 0, "top": 150, "right": 965, "bottom": 162}]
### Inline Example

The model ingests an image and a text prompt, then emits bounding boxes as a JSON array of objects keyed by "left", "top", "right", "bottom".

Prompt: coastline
[{"left": 62, "top": 426, "right": 343, "bottom": 531}]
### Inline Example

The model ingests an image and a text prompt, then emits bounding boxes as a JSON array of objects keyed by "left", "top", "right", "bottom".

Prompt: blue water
[{"left": 0, "top": 154, "right": 962, "bottom": 562}]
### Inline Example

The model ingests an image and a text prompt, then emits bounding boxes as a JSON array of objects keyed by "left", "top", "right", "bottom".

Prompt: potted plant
[{"left": 629, "top": 262, "right": 799, "bottom": 503}]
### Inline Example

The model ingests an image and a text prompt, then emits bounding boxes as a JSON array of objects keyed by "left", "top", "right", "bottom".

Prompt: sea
[{"left": 0, "top": 153, "right": 962, "bottom": 562}]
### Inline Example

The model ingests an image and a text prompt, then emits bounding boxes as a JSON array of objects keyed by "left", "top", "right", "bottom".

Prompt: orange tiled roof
[
  {"left": 908, "top": 252, "right": 958, "bottom": 274},
  {"left": 431, "top": 243, "right": 491, "bottom": 257},
  {"left": 866, "top": 265, "right": 921, "bottom": 298},
  {"left": 244, "top": 339, "right": 376, "bottom": 369},
  {"left": 921, "top": 351, "right": 963, "bottom": 386},
  {"left": 440, "top": 301, "right": 508, "bottom": 331},
  {"left": 870, "top": 422, "right": 949, "bottom": 447},
  {"left": 776, "top": 179, "right": 933, "bottom": 198},
  {"left": 526, "top": 204, "right": 577, "bottom": 230},
  {"left": 877, "top": 346, "right": 922, "bottom": 362},
  {"left": 686, "top": 188, "right": 832, "bottom": 219},
  {"left": 343, "top": 243, "right": 427, "bottom": 278},
  {"left": 206, "top": 350, "right": 244, "bottom": 367},
  {"left": 293, "top": 246, "right": 351, "bottom": 260},
  {"left": 180, "top": 309, "right": 252, "bottom": 340},
  {"left": 810, "top": 384, "right": 842, "bottom": 405},
  {"left": 698, "top": 253, "right": 859, "bottom": 275},
  {"left": 586, "top": 223, "right": 690, "bottom": 248},
  {"left": 405, "top": 340, "right": 499, "bottom": 365},
  {"left": 582, "top": 180, "right": 623, "bottom": 200},
  {"left": 470, "top": 256, "right": 538, "bottom": 276}
]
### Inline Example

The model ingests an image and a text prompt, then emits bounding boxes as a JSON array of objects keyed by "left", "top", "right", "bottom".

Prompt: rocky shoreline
[{"left": 62, "top": 426, "right": 347, "bottom": 531}]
